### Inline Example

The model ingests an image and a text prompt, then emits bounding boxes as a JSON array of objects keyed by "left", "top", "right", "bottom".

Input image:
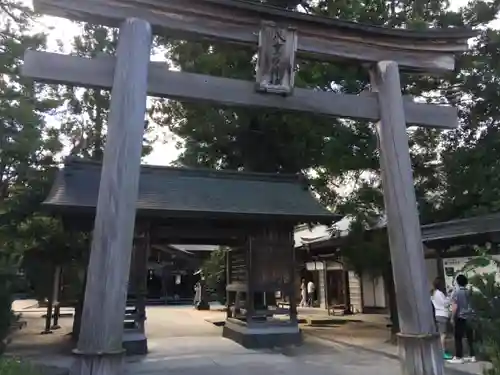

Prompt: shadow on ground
[{"left": 271, "top": 336, "right": 343, "bottom": 357}]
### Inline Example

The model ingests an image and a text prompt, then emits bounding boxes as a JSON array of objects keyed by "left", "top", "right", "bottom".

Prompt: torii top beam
[{"left": 34, "top": 0, "right": 475, "bottom": 73}]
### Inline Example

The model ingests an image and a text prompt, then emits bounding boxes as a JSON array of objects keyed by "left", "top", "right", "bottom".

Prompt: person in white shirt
[
  {"left": 307, "top": 280, "right": 315, "bottom": 307},
  {"left": 431, "top": 277, "right": 452, "bottom": 360}
]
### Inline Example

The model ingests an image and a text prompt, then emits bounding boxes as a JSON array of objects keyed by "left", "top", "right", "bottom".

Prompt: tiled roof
[
  {"left": 293, "top": 213, "right": 500, "bottom": 249},
  {"left": 44, "top": 158, "right": 340, "bottom": 223},
  {"left": 421, "top": 213, "right": 500, "bottom": 242}
]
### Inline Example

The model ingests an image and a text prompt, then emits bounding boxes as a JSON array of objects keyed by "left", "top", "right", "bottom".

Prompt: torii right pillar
[{"left": 371, "top": 61, "right": 444, "bottom": 375}]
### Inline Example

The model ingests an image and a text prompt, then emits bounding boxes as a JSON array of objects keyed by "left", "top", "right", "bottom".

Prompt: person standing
[
  {"left": 448, "top": 274, "right": 476, "bottom": 364},
  {"left": 307, "top": 280, "right": 315, "bottom": 307},
  {"left": 193, "top": 281, "right": 201, "bottom": 306},
  {"left": 431, "top": 277, "right": 452, "bottom": 360},
  {"left": 300, "top": 279, "right": 307, "bottom": 307}
]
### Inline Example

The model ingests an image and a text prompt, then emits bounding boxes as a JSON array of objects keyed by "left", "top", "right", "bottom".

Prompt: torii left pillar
[{"left": 70, "top": 18, "right": 152, "bottom": 375}]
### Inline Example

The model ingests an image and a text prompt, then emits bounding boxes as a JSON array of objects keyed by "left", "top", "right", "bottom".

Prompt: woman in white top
[{"left": 431, "top": 277, "right": 452, "bottom": 360}]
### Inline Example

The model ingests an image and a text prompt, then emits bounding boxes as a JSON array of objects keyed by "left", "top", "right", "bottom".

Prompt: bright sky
[{"left": 25, "top": 0, "right": 477, "bottom": 166}]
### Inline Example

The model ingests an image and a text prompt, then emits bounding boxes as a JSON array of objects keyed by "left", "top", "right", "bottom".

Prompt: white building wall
[
  {"left": 347, "top": 271, "right": 363, "bottom": 313},
  {"left": 318, "top": 268, "right": 327, "bottom": 308},
  {"left": 361, "top": 273, "right": 386, "bottom": 308},
  {"left": 359, "top": 256, "right": 443, "bottom": 310}
]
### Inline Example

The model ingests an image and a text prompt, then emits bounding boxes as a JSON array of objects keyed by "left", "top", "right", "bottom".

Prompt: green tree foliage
[
  {"left": 201, "top": 247, "right": 228, "bottom": 304},
  {"left": 429, "top": 3, "right": 500, "bottom": 222},
  {"left": 462, "top": 252, "right": 500, "bottom": 373},
  {"left": 149, "top": 0, "right": 466, "bottom": 277},
  {"left": 0, "top": 255, "right": 19, "bottom": 354},
  {"left": 0, "top": 0, "right": 62, "bottom": 231},
  {"left": 150, "top": 0, "right": 485, "bottom": 230},
  {"left": 0, "top": 0, "right": 63, "bottom": 351},
  {"left": 340, "top": 226, "right": 388, "bottom": 277},
  {"left": 11, "top": 23, "right": 156, "bottom": 309},
  {"left": 59, "top": 23, "right": 154, "bottom": 160},
  {"left": 17, "top": 216, "right": 88, "bottom": 303},
  {"left": 0, "top": 358, "right": 42, "bottom": 374},
  {"left": 58, "top": 24, "right": 116, "bottom": 160}
]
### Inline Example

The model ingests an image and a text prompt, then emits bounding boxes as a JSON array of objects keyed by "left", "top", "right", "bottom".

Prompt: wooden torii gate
[{"left": 22, "top": 0, "right": 475, "bottom": 374}]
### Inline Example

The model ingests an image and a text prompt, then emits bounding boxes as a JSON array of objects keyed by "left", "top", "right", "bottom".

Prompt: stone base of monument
[
  {"left": 122, "top": 330, "right": 148, "bottom": 356},
  {"left": 222, "top": 318, "right": 302, "bottom": 349}
]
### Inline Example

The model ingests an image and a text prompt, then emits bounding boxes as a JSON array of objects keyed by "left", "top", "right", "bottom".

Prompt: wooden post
[
  {"left": 289, "top": 233, "right": 298, "bottom": 323},
  {"left": 73, "top": 244, "right": 90, "bottom": 342},
  {"left": 161, "top": 266, "right": 168, "bottom": 304},
  {"left": 371, "top": 60, "right": 444, "bottom": 375},
  {"left": 246, "top": 238, "right": 255, "bottom": 325},
  {"left": 70, "top": 18, "right": 152, "bottom": 375},
  {"left": 135, "top": 229, "right": 149, "bottom": 333},
  {"left": 323, "top": 261, "right": 329, "bottom": 312},
  {"left": 52, "top": 265, "right": 62, "bottom": 329},
  {"left": 41, "top": 264, "right": 57, "bottom": 335},
  {"left": 226, "top": 251, "right": 232, "bottom": 319}
]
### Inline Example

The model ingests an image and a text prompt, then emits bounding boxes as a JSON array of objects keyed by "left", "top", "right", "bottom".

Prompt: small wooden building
[
  {"left": 294, "top": 214, "right": 500, "bottom": 316},
  {"left": 294, "top": 224, "right": 384, "bottom": 314},
  {"left": 43, "top": 158, "right": 340, "bottom": 351}
]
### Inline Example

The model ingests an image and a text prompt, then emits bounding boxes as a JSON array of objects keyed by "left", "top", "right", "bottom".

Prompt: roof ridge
[
  {"left": 63, "top": 157, "right": 308, "bottom": 184},
  {"left": 207, "top": 0, "right": 477, "bottom": 41},
  {"left": 422, "top": 212, "right": 500, "bottom": 229}
]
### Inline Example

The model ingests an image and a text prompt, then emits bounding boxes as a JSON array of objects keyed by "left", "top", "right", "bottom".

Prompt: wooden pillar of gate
[
  {"left": 51, "top": 265, "right": 62, "bottom": 330},
  {"left": 70, "top": 18, "right": 152, "bottom": 375},
  {"left": 371, "top": 61, "right": 444, "bottom": 375}
]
